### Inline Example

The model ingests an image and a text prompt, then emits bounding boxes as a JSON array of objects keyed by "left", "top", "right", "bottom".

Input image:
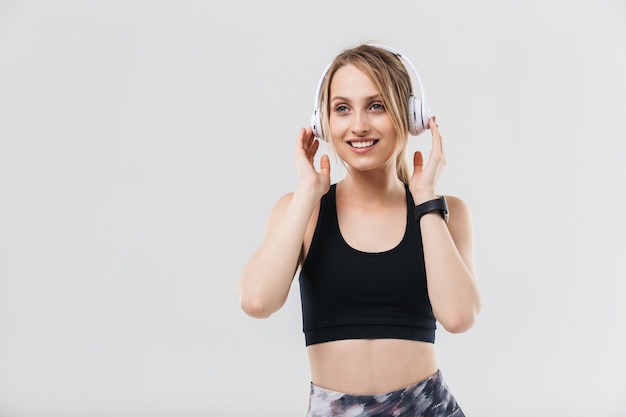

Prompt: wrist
[
  {"left": 414, "top": 196, "right": 449, "bottom": 223},
  {"left": 410, "top": 190, "right": 437, "bottom": 205},
  {"left": 294, "top": 182, "right": 326, "bottom": 203}
]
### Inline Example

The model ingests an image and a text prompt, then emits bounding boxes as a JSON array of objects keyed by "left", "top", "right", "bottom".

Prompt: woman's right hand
[{"left": 295, "top": 127, "right": 331, "bottom": 197}]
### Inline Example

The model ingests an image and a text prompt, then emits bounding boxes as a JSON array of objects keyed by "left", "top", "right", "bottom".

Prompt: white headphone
[{"left": 310, "top": 44, "right": 431, "bottom": 141}]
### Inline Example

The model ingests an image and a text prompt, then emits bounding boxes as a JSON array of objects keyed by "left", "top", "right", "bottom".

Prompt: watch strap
[{"left": 414, "top": 196, "right": 449, "bottom": 223}]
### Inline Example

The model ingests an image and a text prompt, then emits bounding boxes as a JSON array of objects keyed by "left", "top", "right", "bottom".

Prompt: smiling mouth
[{"left": 349, "top": 140, "right": 378, "bottom": 148}]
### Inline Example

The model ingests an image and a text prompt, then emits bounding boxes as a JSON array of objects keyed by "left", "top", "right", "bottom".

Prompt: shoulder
[
  {"left": 442, "top": 194, "right": 476, "bottom": 274},
  {"left": 273, "top": 192, "right": 295, "bottom": 211},
  {"left": 443, "top": 195, "right": 471, "bottom": 219},
  {"left": 264, "top": 191, "right": 324, "bottom": 238},
  {"left": 272, "top": 185, "right": 333, "bottom": 212},
  {"left": 264, "top": 192, "right": 295, "bottom": 232},
  {"left": 442, "top": 194, "right": 474, "bottom": 237}
]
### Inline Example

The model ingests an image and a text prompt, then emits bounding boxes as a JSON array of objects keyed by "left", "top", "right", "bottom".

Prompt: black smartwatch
[{"left": 414, "top": 196, "right": 449, "bottom": 223}]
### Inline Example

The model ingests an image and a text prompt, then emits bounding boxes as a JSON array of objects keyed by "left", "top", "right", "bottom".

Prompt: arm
[
  {"left": 418, "top": 195, "right": 480, "bottom": 333},
  {"left": 237, "top": 127, "right": 330, "bottom": 319},
  {"left": 410, "top": 118, "right": 481, "bottom": 333}
]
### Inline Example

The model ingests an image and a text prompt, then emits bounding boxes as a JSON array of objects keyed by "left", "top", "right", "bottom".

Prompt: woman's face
[{"left": 328, "top": 64, "right": 398, "bottom": 174}]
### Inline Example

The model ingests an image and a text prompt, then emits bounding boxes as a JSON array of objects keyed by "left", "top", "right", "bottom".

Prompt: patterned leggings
[{"left": 306, "top": 369, "right": 465, "bottom": 417}]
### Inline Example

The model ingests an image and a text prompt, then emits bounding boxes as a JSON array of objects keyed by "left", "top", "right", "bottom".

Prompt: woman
[{"left": 238, "top": 43, "right": 481, "bottom": 417}]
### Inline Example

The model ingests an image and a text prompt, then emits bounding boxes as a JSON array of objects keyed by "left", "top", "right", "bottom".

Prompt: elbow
[
  {"left": 441, "top": 315, "right": 475, "bottom": 334},
  {"left": 439, "top": 307, "right": 480, "bottom": 334},
  {"left": 439, "top": 293, "right": 482, "bottom": 334},
  {"left": 239, "top": 296, "right": 273, "bottom": 319},
  {"left": 237, "top": 285, "right": 277, "bottom": 319}
]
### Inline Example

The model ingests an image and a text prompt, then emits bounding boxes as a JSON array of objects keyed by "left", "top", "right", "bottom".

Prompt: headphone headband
[{"left": 311, "top": 44, "right": 431, "bottom": 140}]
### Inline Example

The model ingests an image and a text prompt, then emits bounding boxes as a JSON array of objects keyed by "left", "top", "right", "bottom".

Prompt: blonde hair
[{"left": 318, "top": 44, "right": 413, "bottom": 183}]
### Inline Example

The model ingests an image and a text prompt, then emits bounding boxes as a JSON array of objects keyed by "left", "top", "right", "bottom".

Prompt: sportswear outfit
[{"left": 299, "top": 184, "right": 465, "bottom": 417}]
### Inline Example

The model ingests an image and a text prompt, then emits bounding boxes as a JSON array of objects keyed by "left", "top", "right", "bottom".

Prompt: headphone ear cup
[
  {"left": 408, "top": 96, "right": 429, "bottom": 136},
  {"left": 421, "top": 99, "right": 431, "bottom": 133},
  {"left": 311, "top": 108, "right": 325, "bottom": 141},
  {"left": 407, "top": 96, "right": 420, "bottom": 136}
]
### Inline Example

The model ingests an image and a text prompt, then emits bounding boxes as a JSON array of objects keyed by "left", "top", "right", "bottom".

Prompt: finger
[
  {"left": 309, "top": 138, "right": 320, "bottom": 161},
  {"left": 429, "top": 116, "right": 440, "bottom": 135},
  {"left": 431, "top": 117, "right": 445, "bottom": 159},
  {"left": 296, "top": 127, "right": 306, "bottom": 153},
  {"left": 413, "top": 151, "right": 424, "bottom": 172},
  {"left": 299, "top": 127, "right": 315, "bottom": 155},
  {"left": 304, "top": 127, "right": 315, "bottom": 143},
  {"left": 302, "top": 127, "right": 312, "bottom": 152},
  {"left": 297, "top": 127, "right": 305, "bottom": 142},
  {"left": 320, "top": 154, "right": 331, "bottom": 178},
  {"left": 439, "top": 132, "right": 446, "bottom": 161},
  {"left": 429, "top": 117, "right": 443, "bottom": 156}
]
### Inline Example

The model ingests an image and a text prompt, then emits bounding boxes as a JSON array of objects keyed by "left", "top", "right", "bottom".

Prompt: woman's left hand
[{"left": 409, "top": 117, "right": 446, "bottom": 205}]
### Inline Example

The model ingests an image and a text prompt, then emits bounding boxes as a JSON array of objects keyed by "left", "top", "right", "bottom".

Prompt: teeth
[{"left": 351, "top": 140, "right": 375, "bottom": 148}]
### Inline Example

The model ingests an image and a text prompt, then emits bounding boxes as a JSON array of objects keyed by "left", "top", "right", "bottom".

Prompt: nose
[{"left": 351, "top": 110, "right": 370, "bottom": 136}]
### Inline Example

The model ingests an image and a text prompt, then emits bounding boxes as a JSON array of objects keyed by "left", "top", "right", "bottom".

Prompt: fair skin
[{"left": 238, "top": 64, "right": 481, "bottom": 395}]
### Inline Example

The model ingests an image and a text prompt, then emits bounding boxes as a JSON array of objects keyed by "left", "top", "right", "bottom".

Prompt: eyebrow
[{"left": 330, "top": 94, "right": 382, "bottom": 103}]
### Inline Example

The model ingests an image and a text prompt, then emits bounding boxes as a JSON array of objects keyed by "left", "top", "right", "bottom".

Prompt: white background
[{"left": 1, "top": 1, "right": 625, "bottom": 416}]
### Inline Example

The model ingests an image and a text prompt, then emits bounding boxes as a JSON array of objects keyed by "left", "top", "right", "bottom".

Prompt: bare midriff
[{"left": 307, "top": 338, "right": 438, "bottom": 395}]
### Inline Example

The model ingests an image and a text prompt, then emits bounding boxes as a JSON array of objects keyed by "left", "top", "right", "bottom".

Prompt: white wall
[{"left": 1, "top": 1, "right": 625, "bottom": 416}]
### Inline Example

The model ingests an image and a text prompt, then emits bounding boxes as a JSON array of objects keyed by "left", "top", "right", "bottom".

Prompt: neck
[{"left": 340, "top": 164, "right": 405, "bottom": 204}]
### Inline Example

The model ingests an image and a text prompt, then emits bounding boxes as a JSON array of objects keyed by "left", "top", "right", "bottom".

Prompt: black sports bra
[{"left": 298, "top": 184, "right": 436, "bottom": 346}]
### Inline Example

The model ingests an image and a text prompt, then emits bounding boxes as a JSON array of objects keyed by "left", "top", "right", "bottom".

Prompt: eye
[
  {"left": 334, "top": 104, "right": 350, "bottom": 113},
  {"left": 370, "top": 102, "right": 385, "bottom": 111}
]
